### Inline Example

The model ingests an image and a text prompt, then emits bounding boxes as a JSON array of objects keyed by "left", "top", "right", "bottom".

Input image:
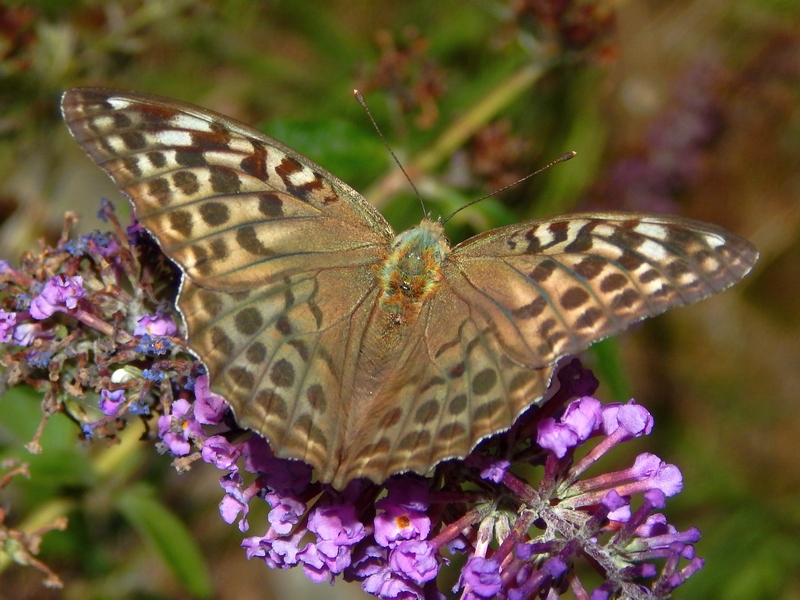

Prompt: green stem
[
  {"left": 367, "top": 62, "right": 547, "bottom": 208},
  {"left": 0, "top": 499, "right": 74, "bottom": 575},
  {"left": 416, "top": 63, "right": 545, "bottom": 172}
]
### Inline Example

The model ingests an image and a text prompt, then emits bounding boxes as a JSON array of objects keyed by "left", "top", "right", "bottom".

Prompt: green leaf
[
  {"left": 589, "top": 337, "right": 631, "bottom": 402},
  {"left": 532, "top": 67, "right": 610, "bottom": 218},
  {"left": 264, "top": 118, "right": 388, "bottom": 189},
  {"left": 0, "top": 387, "right": 95, "bottom": 495},
  {"left": 116, "top": 484, "right": 212, "bottom": 599}
]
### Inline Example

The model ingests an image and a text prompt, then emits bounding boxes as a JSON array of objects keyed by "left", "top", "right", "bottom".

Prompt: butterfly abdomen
[{"left": 378, "top": 219, "right": 450, "bottom": 324}]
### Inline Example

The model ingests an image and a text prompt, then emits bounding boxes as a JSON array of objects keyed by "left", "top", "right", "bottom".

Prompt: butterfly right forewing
[{"left": 61, "top": 88, "right": 395, "bottom": 291}]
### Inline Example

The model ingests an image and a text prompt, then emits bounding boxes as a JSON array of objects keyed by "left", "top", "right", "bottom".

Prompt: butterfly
[{"left": 61, "top": 88, "right": 759, "bottom": 489}]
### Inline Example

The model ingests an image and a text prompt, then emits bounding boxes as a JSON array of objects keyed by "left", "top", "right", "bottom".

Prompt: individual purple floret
[
  {"left": 192, "top": 375, "right": 228, "bottom": 425},
  {"left": 12, "top": 322, "right": 51, "bottom": 346},
  {"left": 29, "top": 275, "right": 86, "bottom": 319},
  {"left": 98, "top": 389, "right": 125, "bottom": 416},
  {"left": 479, "top": 458, "right": 510, "bottom": 483},
  {"left": 134, "top": 312, "right": 177, "bottom": 337},
  {"left": 134, "top": 333, "right": 172, "bottom": 355},
  {"left": 389, "top": 540, "right": 438, "bottom": 584},
  {"left": 201, "top": 435, "right": 241, "bottom": 471},
  {"left": 0, "top": 309, "right": 16, "bottom": 343},
  {"left": 537, "top": 395, "right": 602, "bottom": 458},
  {"left": 84, "top": 231, "right": 120, "bottom": 260},
  {"left": 298, "top": 503, "right": 368, "bottom": 581},
  {"left": 266, "top": 492, "right": 307, "bottom": 536},
  {"left": 460, "top": 556, "right": 502, "bottom": 598},
  {"left": 157, "top": 399, "right": 205, "bottom": 456},
  {"left": 602, "top": 401, "right": 655, "bottom": 439},
  {"left": 374, "top": 480, "right": 432, "bottom": 549},
  {"left": 142, "top": 367, "right": 164, "bottom": 382},
  {"left": 219, "top": 472, "right": 261, "bottom": 532}
]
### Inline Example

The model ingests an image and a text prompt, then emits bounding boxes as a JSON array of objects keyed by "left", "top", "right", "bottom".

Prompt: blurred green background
[{"left": 0, "top": 1, "right": 798, "bottom": 599}]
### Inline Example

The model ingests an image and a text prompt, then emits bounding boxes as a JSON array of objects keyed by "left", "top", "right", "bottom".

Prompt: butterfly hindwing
[{"left": 331, "top": 290, "right": 553, "bottom": 487}]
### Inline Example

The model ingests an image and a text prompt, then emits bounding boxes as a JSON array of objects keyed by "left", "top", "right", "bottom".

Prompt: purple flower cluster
[
  {"left": 0, "top": 273, "right": 94, "bottom": 351},
  {"left": 200, "top": 432, "right": 444, "bottom": 597},
  {"left": 84, "top": 312, "right": 183, "bottom": 434},
  {"left": 142, "top": 360, "right": 699, "bottom": 600},
  {"left": 0, "top": 203, "right": 200, "bottom": 452}
]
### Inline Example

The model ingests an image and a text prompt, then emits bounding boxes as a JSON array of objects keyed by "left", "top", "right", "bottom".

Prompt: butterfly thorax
[{"left": 378, "top": 219, "right": 449, "bottom": 324}]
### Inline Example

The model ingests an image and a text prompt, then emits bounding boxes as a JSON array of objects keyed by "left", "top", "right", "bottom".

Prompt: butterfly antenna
[
  {"left": 354, "top": 90, "right": 427, "bottom": 216},
  {"left": 442, "top": 151, "right": 577, "bottom": 225}
]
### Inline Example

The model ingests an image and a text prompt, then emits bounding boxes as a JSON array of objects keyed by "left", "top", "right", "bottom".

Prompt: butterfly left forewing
[{"left": 448, "top": 212, "right": 759, "bottom": 366}]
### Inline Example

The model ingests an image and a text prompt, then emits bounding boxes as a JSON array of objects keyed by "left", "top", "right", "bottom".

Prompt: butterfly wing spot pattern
[{"left": 61, "top": 88, "right": 759, "bottom": 490}]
